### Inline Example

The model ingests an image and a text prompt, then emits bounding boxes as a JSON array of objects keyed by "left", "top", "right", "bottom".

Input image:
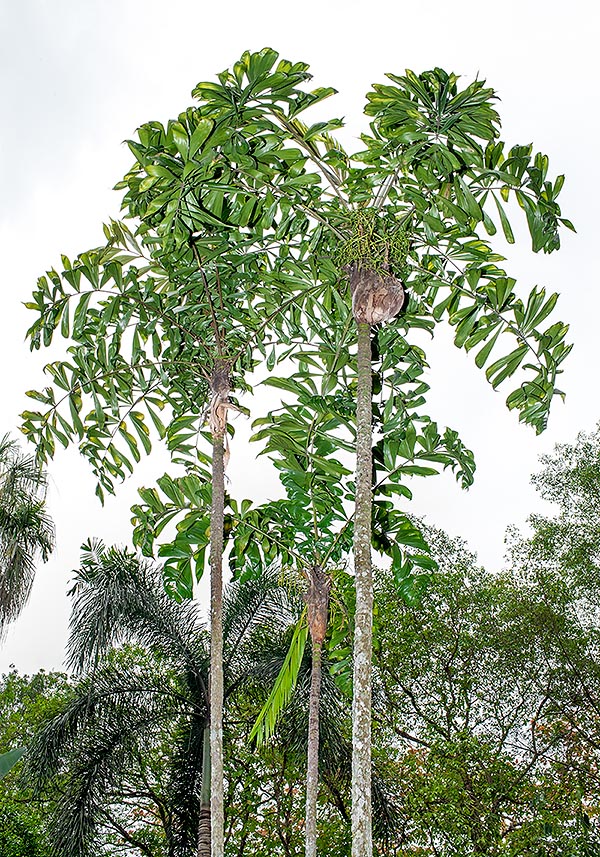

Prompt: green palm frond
[
  {"left": 0, "top": 434, "right": 54, "bottom": 633},
  {"left": 0, "top": 746, "right": 26, "bottom": 780},
  {"left": 165, "top": 715, "right": 206, "bottom": 856},
  {"left": 223, "top": 564, "right": 301, "bottom": 678},
  {"left": 25, "top": 658, "right": 178, "bottom": 787},
  {"left": 25, "top": 656, "right": 182, "bottom": 857},
  {"left": 66, "top": 539, "right": 204, "bottom": 674},
  {"left": 250, "top": 608, "right": 308, "bottom": 745}
]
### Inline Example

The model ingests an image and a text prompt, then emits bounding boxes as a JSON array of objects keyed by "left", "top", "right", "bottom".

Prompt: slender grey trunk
[
  {"left": 208, "top": 360, "right": 230, "bottom": 857},
  {"left": 305, "top": 638, "right": 322, "bottom": 857},
  {"left": 351, "top": 321, "right": 373, "bottom": 857},
  {"left": 197, "top": 724, "right": 211, "bottom": 857},
  {"left": 349, "top": 263, "right": 404, "bottom": 856},
  {"left": 305, "top": 564, "right": 330, "bottom": 857}
]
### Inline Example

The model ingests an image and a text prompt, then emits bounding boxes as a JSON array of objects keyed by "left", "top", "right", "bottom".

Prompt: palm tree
[
  {"left": 0, "top": 434, "right": 54, "bottom": 636},
  {"left": 22, "top": 52, "right": 573, "bottom": 855},
  {"left": 24, "top": 540, "right": 299, "bottom": 857},
  {"left": 187, "top": 58, "right": 572, "bottom": 856}
]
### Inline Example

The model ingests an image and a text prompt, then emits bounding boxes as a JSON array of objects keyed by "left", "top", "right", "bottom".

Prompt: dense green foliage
[
  {"left": 22, "top": 542, "right": 313, "bottom": 856},
  {"left": 0, "top": 669, "right": 70, "bottom": 856},
  {"left": 5, "top": 546, "right": 600, "bottom": 855},
  {"left": 374, "top": 527, "right": 600, "bottom": 854},
  {"left": 0, "top": 437, "right": 55, "bottom": 851},
  {"left": 9, "top": 418, "right": 600, "bottom": 854},
  {"left": 21, "top": 49, "right": 571, "bottom": 593}
]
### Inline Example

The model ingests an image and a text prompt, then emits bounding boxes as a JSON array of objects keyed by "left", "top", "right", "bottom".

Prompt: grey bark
[
  {"left": 208, "top": 360, "right": 230, "bottom": 857},
  {"left": 351, "top": 321, "right": 373, "bottom": 857},
  {"left": 305, "top": 638, "right": 322, "bottom": 857},
  {"left": 349, "top": 265, "right": 404, "bottom": 856}
]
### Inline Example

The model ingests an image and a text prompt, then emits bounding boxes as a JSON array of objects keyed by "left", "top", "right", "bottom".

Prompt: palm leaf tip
[{"left": 250, "top": 611, "right": 308, "bottom": 745}]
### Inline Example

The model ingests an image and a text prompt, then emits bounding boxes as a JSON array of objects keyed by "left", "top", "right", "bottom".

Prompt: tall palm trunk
[
  {"left": 305, "top": 564, "right": 331, "bottom": 857},
  {"left": 351, "top": 320, "right": 374, "bottom": 857},
  {"left": 208, "top": 360, "right": 230, "bottom": 857},
  {"left": 198, "top": 724, "right": 211, "bottom": 857},
  {"left": 349, "top": 262, "right": 405, "bottom": 857}
]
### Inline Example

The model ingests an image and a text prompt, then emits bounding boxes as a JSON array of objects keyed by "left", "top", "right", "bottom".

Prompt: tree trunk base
[{"left": 197, "top": 804, "right": 211, "bottom": 857}]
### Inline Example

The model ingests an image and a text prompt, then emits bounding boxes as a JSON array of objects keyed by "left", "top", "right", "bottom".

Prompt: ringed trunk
[
  {"left": 305, "top": 565, "right": 331, "bottom": 857},
  {"left": 208, "top": 359, "right": 230, "bottom": 857},
  {"left": 197, "top": 724, "right": 211, "bottom": 857}
]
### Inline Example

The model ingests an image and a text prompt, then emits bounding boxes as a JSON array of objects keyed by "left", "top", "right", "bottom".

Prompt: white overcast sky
[{"left": 0, "top": 0, "right": 597, "bottom": 674}]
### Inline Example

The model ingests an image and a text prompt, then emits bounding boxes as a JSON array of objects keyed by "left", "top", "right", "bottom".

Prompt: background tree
[
  {"left": 507, "top": 421, "right": 600, "bottom": 833},
  {"left": 373, "top": 526, "right": 600, "bottom": 854},
  {"left": 0, "top": 434, "right": 54, "bottom": 635},
  {"left": 510, "top": 421, "right": 600, "bottom": 608},
  {"left": 0, "top": 435, "right": 55, "bottom": 793},
  {"left": 24, "top": 540, "right": 300, "bottom": 857},
  {"left": 0, "top": 669, "right": 70, "bottom": 857}
]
